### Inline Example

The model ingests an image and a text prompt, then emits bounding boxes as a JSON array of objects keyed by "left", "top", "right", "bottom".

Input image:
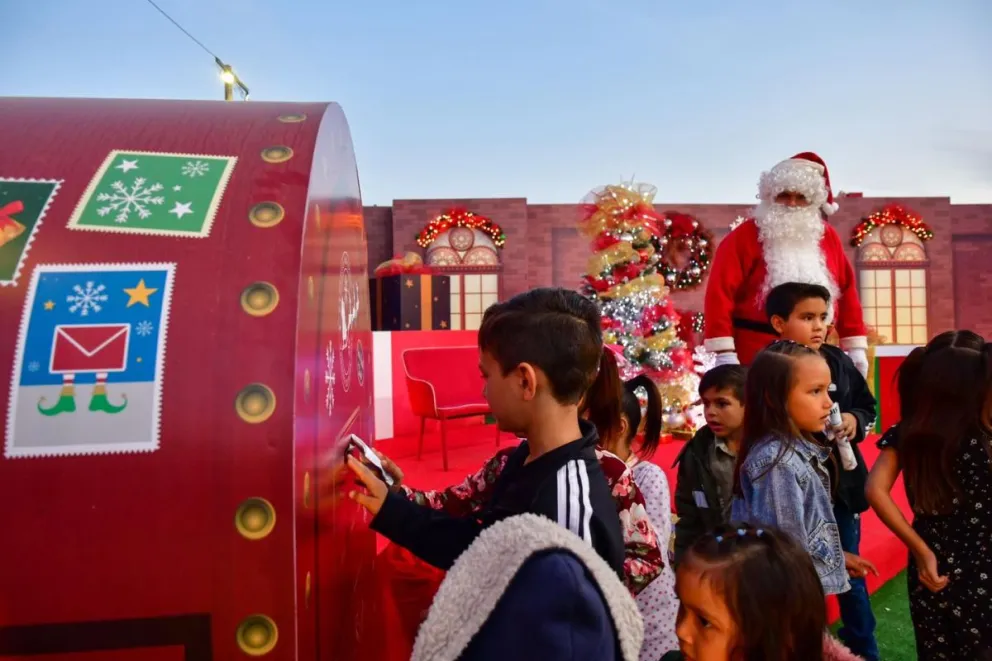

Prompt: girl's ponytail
[
  {"left": 582, "top": 348, "right": 624, "bottom": 446},
  {"left": 624, "top": 375, "right": 663, "bottom": 459}
]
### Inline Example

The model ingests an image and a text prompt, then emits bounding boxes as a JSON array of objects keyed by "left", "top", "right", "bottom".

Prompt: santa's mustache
[{"left": 753, "top": 201, "right": 825, "bottom": 242}]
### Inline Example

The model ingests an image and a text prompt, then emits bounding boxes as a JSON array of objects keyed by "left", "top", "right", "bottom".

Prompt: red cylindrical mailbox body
[{"left": 0, "top": 97, "right": 382, "bottom": 660}]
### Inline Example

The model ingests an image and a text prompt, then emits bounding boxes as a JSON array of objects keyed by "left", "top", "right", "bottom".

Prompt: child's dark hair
[
  {"left": 681, "top": 522, "right": 826, "bottom": 661},
  {"left": 764, "top": 282, "right": 831, "bottom": 322},
  {"left": 895, "top": 330, "right": 988, "bottom": 513},
  {"left": 698, "top": 364, "right": 746, "bottom": 403},
  {"left": 478, "top": 287, "right": 620, "bottom": 414},
  {"left": 733, "top": 340, "right": 823, "bottom": 496},
  {"left": 620, "top": 375, "right": 663, "bottom": 459}
]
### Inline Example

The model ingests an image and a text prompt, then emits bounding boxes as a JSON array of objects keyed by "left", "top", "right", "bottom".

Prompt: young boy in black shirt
[
  {"left": 672, "top": 364, "right": 746, "bottom": 565},
  {"left": 347, "top": 287, "right": 626, "bottom": 578},
  {"left": 766, "top": 282, "right": 879, "bottom": 661}
]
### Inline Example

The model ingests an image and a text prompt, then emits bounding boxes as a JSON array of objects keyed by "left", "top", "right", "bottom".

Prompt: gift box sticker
[
  {"left": 67, "top": 150, "right": 236, "bottom": 238},
  {"left": 6, "top": 262, "right": 176, "bottom": 458},
  {"left": 0, "top": 178, "right": 62, "bottom": 287}
]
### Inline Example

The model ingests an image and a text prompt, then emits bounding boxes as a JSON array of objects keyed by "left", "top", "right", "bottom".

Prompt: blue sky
[{"left": 3, "top": 0, "right": 991, "bottom": 205}]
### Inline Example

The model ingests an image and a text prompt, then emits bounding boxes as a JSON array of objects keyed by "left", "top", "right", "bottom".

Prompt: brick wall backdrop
[{"left": 364, "top": 195, "right": 992, "bottom": 340}]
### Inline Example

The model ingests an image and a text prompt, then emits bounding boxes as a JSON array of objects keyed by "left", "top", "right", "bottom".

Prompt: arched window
[
  {"left": 857, "top": 224, "right": 929, "bottom": 345},
  {"left": 425, "top": 227, "right": 501, "bottom": 331}
]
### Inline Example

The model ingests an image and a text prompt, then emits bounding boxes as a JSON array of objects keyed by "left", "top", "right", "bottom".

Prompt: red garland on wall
[
  {"left": 415, "top": 208, "right": 506, "bottom": 249},
  {"left": 850, "top": 203, "right": 934, "bottom": 247}
]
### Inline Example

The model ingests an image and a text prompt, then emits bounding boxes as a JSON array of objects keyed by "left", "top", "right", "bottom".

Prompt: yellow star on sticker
[
  {"left": 124, "top": 279, "right": 158, "bottom": 307},
  {"left": 405, "top": 278, "right": 414, "bottom": 288},
  {"left": 43, "top": 300, "right": 55, "bottom": 311}
]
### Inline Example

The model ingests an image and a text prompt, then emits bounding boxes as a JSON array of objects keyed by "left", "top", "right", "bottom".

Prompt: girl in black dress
[{"left": 866, "top": 330, "right": 992, "bottom": 660}]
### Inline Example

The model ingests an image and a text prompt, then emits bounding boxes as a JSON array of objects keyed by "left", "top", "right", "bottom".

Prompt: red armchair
[{"left": 401, "top": 346, "right": 500, "bottom": 471}]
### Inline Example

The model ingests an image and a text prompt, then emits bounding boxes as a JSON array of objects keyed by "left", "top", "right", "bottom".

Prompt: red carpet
[{"left": 376, "top": 422, "right": 912, "bottom": 623}]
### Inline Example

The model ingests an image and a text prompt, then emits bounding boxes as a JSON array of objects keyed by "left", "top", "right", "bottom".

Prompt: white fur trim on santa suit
[
  {"left": 704, "top": 336, "right": 736, "bottom": 353},
  {"left": 411, "top": 513, "right": 644, "bottom": 661},
  {"left": 840, "top": 335, "right": 868, "bottom": 351},
  {"left": 759, "top": 154, "right": 839, "bottom": 217}
]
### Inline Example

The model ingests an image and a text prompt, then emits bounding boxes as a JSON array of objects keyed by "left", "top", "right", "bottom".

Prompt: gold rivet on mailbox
[
  {"left": 236, "top": 614, "right": 278, "bottom": 656},
  {"left": 303, "top": 471, "right": 311, "bottom": 508},
  {"left": 261, "top": 146, "right": 294, "bottom": 164},
  {"left": 240, "top": 283, "right": 279, "bottom": 317},
  {"left": 248, "top": 202, "right": 285, "bottom": 228},
  {"left": 277, "top": 113, "right": 307, "bottom": 123},
  {"left": 235, "top": 384, "right": 276, "bottom": 424},
  {"left": 303, "top": 369, "right": 311, "bottom": 401},
  {"left": 304, "top": 571, "right": 312, "bottom": 609},
  {"left": 235, "top": 497, "right": 276, "bottom": 540}
]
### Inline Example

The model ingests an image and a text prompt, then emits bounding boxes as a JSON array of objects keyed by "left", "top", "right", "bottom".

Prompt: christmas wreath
[
  {"left": 415, "top": 208, "right": 506, "bottom": 249},
  {"left": 657, "top": 211, "right": 714, "bottom": 291},
  {"left": 850, "top": 204, "right": 933, "bottom": 247}
]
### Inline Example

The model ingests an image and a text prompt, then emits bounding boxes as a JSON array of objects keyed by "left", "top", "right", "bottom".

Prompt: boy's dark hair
[
  {"left": 733, "top": 340, "right": 823, "bottom": 496},
  {"left": 682, "top": 522, "right": 826, "bottom": 661},
  {"left": 896, "top": 329, "right": 989, "bottom": 514},
  {"left": 698, "top": 364, "right": 747, "bottom": 403},
  {"left": 764, "top": 282, "right": 831, "bottom": 322},
  {"left": 479, "top": 287, "right": 616, "bottom": 408}
]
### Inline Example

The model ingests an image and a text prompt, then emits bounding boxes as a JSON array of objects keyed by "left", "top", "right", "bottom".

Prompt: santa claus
[{"left": 703, "top": 152, "right": 869, "bottom": 375}]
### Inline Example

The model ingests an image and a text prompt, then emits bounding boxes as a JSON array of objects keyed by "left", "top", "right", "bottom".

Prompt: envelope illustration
[{"left": 49, "top": 324, "right": 130, "bottom": 374}]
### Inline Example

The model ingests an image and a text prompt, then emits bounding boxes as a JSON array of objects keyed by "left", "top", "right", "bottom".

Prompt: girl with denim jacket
[{"left": 730, "top": 341, "right": 877, "bottom": 596}]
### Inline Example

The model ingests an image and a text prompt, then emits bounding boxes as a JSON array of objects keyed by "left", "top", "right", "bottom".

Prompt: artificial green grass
[{"left": 832, "top": 571, "right": 918, "bottom": 660}]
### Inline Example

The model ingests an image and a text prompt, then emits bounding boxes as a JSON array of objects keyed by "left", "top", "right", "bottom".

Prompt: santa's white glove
[
  {"left": 713, "top": 352, "right": 740, "bottom": 368},
  {"left": 847, "top": 348, "right": 869, "bottom": 378}
]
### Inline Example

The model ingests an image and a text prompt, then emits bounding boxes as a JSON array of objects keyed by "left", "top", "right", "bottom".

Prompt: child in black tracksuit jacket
[
  {"left": 766, "top": 282, "right": 879, "bottom": 661},
  {"left": 371, "top": 418, "right": 624, "bottom": 577},
  {"left": 346, "top": 287, "right": 626, "bottom": 580}
]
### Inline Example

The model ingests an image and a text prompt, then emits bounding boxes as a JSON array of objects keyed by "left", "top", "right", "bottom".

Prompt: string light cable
[{"left": 141, "top": 0, "right": 249, "bottom": 99}]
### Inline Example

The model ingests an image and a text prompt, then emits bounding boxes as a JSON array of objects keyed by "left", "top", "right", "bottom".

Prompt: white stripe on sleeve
[
  {"left": 567, "top": 460, "right": 582, "bottom": 538},
  {"left": 576, "top": 460, "right": 593, "bottom": 544},
  {"left": 556, "top": 461, "right": 568, "bottom": 530}
]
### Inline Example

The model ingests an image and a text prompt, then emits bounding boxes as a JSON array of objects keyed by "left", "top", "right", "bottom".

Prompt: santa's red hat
[{"left": 783, "top": 152, "right": 839, "bottom": 216}]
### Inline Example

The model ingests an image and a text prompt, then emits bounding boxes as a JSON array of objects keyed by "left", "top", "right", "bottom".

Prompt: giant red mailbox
[{"left": 0, "top": 98, "right": 384, "bottom": 660}]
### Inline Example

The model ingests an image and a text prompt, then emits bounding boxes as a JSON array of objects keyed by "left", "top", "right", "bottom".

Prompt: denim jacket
[{"left": 731, "top": 435, "right": 850, "bottom": 595}]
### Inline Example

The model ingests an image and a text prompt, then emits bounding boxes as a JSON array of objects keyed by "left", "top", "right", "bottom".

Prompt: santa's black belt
[{"left": 732, "top": 317, "right": 777, "bottom": 336}]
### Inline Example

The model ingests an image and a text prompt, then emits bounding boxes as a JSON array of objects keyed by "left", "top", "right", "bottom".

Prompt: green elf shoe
[
  {"left": 38, "top": 385, "right": 77, "bottom": 416},
  {"left": 88, "top": 385, "right": 128, "bottom": 414}
]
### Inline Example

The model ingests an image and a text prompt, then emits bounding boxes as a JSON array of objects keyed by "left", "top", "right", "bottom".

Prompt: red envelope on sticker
[{"left": 50, "top": 324, "right": 130, "bottom": 374}]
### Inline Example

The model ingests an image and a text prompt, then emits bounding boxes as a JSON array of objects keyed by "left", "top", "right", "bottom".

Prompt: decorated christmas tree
[{"left": 578, "top": 183, "right": 713, "bottom": 435}]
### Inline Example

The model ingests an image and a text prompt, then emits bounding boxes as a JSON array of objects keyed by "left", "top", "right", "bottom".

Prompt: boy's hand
[
  {"left": 837, "top": 413, "right": 859, "bottom": 441},
  {"left": 347, "top": 456, "right": 388, "bottom": 516},
  {"left": 844, "top": 551, "right": 879, "bottom": 579},
  {"left": 373, "top": 449, "right": 405, "bottom": 486}
]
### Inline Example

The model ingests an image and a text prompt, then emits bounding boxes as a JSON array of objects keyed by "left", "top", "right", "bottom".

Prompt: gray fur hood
[{"left": 412, "top": 513, "right": 644, "bottom": 661}]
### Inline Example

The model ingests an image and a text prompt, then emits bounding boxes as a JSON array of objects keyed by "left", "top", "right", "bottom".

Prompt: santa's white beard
[{"left": 754, "top": 201, "right": 839, "bottom": 316}]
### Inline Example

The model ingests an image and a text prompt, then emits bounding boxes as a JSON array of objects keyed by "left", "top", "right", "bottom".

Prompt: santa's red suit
[{"left": 703, "top": 152, "right": 868, "bottom": 371}]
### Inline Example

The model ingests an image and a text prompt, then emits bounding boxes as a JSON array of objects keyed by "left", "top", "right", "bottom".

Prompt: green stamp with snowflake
[{"left": 68, "top": 150, "right": 237, "bottom": 238}]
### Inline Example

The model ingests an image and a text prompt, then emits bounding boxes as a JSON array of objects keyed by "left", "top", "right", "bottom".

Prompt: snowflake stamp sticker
[
  {"left": 5, "top": 262, "right": 176, "bottom": 458},
  {"left": 67, "top": 150, "right": 236, "bottom": 238},
  {"left": 0, "top": 178, "right": 62, "bottom": 287}
]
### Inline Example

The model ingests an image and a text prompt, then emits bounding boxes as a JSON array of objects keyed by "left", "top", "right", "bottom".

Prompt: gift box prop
[
  {"left": 0, "top": 97, "right": 387, "bottom": 661},
  {"left": 371, "top": 252, "right": 452, "bottom": 331}
]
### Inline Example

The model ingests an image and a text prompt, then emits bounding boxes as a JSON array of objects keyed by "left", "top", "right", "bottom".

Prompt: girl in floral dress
[
  {"left": 598, "top": 374, "right": 680, "bottom": 660},
  {"left": 866, "top": 330, "right": 992, "bottom": 660}
]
